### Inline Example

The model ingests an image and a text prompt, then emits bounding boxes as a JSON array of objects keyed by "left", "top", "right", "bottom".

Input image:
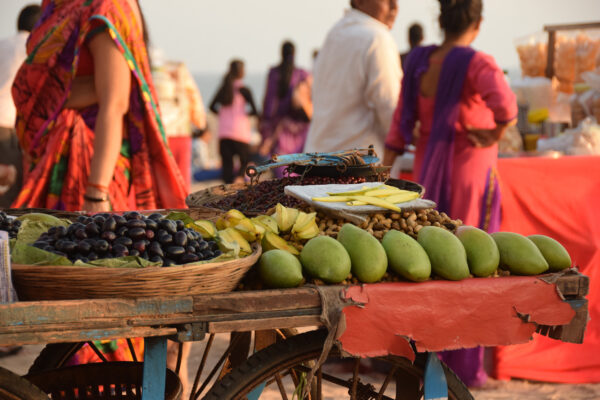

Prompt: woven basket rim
[{"left": 11, "top": 242, "right": 261, "bottom": 275}]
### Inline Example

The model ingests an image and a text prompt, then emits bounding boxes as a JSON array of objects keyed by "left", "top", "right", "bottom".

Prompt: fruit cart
[
  {"left": 0, "top": 269, "right": 589, "bottom": 399},
  {"left": 0, "top": 152, "right": 591, "bottom": 399}
]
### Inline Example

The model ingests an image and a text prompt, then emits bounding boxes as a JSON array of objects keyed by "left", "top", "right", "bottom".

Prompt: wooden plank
[
  {"left": 536, "top": 299, "right": 588, "bottom": 344},
  {"left": 192, "top": 287, "right": 321, "bottom": 315},
  {"left": 142, "top": 337, "right": 168, "bottom": 400},
  {"left": 208, "top": 315, "right": 321, "bottom": 333},
  {"left": 544, "top": 22, "right": 600, "bottom": 32},
  {"left": 555, "top": 274, "right": 589, "bottom": 298},
  {"left": 0, "top": 297, "right": 193, "bottom": 327},
  {"left": 0, "top": 326, "right": 177, "bottom": 347},
  {"left": 546, "top": 30, "right": 556, "bottom": 79}
]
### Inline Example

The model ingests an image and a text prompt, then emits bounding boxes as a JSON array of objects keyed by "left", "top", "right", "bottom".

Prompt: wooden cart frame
[{"left": 0, "top": 271, "right": 589, "bottom": 400}]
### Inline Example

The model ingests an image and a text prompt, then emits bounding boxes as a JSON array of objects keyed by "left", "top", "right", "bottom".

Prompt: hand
[
  {"left": 383, "top": 148, "right": 400, "bottom": 166},
  {"left": 82, "top": 198, "right": 111, "bottom": 213},
  {"left": 0, "top": 165, "right": 16, "bottom": 188},
  {"left": 466, "top": 124, "right": 507, "bottom": 148}
]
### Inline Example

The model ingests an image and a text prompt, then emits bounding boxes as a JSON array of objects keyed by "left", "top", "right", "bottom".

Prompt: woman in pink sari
[{"left": 384, "top": 0, "right": 517, "bottom": 387}]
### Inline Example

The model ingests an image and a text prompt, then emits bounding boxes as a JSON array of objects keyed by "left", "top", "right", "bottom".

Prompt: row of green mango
[{"left": 258, "top": 223, "right": 572, "bottom": 288}]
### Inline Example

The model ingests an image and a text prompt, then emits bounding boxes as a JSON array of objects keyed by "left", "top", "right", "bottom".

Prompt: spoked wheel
[
  {"left": 203, "top": 329, "right": 473, "bottom": 400},
  {"left": 27, "top": 329, "right": 301, "bottom": 400}
]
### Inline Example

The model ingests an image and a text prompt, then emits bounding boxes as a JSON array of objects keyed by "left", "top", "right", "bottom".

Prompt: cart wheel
[
  {"left": 203, "top": 329, "right": 473, "bottom": 400},
  {"left": 0, "top": 367, "right": 47, "bottom": 400},
  {"left": 27, "top": 342, "right": 85, "bottom": 373}
]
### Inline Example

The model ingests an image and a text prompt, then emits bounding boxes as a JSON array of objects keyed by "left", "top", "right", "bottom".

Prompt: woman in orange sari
[
  {"left": 12, "top": 0, "right": 187, "bottom": 213},
  {"left": 11, "top": 0, "right": 188, "bottom": 384}
]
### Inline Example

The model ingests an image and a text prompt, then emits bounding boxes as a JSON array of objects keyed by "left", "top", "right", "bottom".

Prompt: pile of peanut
[{"left": 317, "top": 209, "right": 462, "bottom": 240}]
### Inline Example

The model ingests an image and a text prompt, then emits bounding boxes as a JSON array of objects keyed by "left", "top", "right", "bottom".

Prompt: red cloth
[
  {"left": 494, "top": 155, "right": 600, "bottom": 383},
  {"left": 167, "top": 136, "right": 191, "bottom": 192},
  {"left": 339, "top": 276, "right": 576, "bottom": 359}
]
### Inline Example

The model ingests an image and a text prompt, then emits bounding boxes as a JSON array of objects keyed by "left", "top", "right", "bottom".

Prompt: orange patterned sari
[{"left": 12, "top": 0, "right": 187, "bottom": 211}]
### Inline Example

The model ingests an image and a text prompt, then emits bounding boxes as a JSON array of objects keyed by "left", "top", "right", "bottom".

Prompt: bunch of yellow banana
[
  {"left": 273, "top": 203, "right": 320, "bottom": 240},
  {"left": 312, "top": 185, "right": 419, "bottom": 212}
]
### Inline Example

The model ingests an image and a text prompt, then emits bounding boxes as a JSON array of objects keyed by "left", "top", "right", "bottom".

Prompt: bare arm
[
  {"left": 64, "top": 76, "right": 97, "bottom": 109},
  {"left": 83, "top": 31, "right": 131, "bottom": 211}
]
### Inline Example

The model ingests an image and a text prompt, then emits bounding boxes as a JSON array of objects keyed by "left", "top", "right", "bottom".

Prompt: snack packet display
[{"left": 515, "top": 32, "right": 547, "bottom": 77}]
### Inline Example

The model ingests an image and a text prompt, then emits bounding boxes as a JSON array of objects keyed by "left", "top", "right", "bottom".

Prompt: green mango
[
  {"left": 382, "top": 230, "right": 431, "bottom": 282},
  {"left": 417, "top": 226, "right": 469, "bottom": 280},
  {"left": 455, "top": 226, "right": 499, "bottom": 277},
  {"left": 491, "top": 232, "right": 549, "bottom": 275},
  {"left": 337, "top": 224, "right": 387, "bottom": 283},
  {"left": 258, "top": 250, "right": 304, "bottom": 288},
  {"left": 300, "top": 236, "right": 351, "bottom": 283},
  {"left": 528, "top": 234, "right": 571, "bottom": 271}
]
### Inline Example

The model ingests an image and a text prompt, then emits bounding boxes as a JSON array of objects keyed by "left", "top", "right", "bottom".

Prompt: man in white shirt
[
  {"left": 304, "top": 0, "right": 402, "bottom": 158},
  {"left": 0, "top": 5, "right": 41, "bottom": 208}
]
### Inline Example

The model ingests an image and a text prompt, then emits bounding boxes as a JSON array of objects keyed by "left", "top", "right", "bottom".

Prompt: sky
[{"left": 1, "top": 0, "right": 599, "bottom": 97}]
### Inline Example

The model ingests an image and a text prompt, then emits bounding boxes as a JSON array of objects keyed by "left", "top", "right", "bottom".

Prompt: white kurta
[
  {"left": 0, "top": 32, "right": 28, "bottom": 128},
  {"left": 304, "top": 9, "right": 401, "bottom": 158}
]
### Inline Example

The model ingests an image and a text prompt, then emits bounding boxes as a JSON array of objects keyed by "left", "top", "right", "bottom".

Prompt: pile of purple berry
[
  {"left": 0, "top": 211, "right": 21, "bottom": 239},
  {"left": 32, "top": 212, "right": 221, "bottom": 267}
]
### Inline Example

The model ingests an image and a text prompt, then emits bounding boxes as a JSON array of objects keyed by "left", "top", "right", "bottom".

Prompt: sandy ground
[{"left": 2, "top": 335, "right": 600, "bottom": 399}]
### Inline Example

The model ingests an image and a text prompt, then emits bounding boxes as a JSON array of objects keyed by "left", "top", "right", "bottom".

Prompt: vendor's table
[
  {"left": 496, "top": 155, "right": 600, "bottom": 383},
  {"left": 0, "top": 272, "right": 589, "bottom": 399}
]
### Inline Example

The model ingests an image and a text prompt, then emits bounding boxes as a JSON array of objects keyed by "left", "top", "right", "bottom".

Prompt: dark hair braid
[
  {"left": 438, "top": 0, "right": 482, "bottom": 36},
  {"left": 220, "top": 60, "right": 244, "bottom": 106},
  {"left": 277, "top": 41, "right": 295, "bottom": 99}
]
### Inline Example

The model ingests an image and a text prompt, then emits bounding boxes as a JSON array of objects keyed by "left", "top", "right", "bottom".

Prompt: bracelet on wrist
[
  {"left": 87, "top": 182, "right": 109, "bottom": 193},
  {"left": 83, "top": 194, "right": 109, "bottom": 203}
]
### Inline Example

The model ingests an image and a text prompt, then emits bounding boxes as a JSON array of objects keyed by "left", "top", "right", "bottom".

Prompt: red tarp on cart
[{"left": 338, "top": 275, "right": 577, "bottom": 361}]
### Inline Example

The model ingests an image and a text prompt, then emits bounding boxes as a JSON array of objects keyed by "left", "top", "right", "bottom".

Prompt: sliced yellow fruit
[
  {"left": 385, "top": 192, "right": 420, "bottom": 204},
  {"left": 346, "top": 201, "right": 368, "bottom": 206},
  {"left": 348, "top": 196, "right": 401, "bottom": 212},
  {"left": 312, "top": 196, "right": 353, "bottom": 202},
  {"left": 326, "top": 185, "right": 384, "bottom": 196}
]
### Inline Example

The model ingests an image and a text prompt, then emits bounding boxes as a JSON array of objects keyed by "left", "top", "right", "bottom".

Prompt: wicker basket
[
  {"left": 2, "top": 207, "right": 222, "bottom": 221},
  {"left": 25, "top": 362, "right": 182, "bottom": 400},
  {"left": 11, "top": 243, "right": 261, "bottom": 301}
]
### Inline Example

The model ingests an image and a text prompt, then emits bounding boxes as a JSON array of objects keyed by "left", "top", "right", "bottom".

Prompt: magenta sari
[{"left": 386, "top": 45, "right": 517, "bottom": 386}]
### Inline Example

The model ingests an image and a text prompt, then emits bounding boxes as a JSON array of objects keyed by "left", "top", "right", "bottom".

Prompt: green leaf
[
  {"left": 12, "top": 242, "right": 72, "bottom": 266},
  {"left": 15, "top": 213, "right": 69, "bottom": 245}
]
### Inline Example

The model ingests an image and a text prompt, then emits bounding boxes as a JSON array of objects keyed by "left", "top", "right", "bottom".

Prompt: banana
[
  {"left": 220, "top": 227, "right": 252, "bottom": 254},
  {"left": 274, "top": 203, "right": 299, "bottom": 232},
  {"left": 261, "top": 231, "right": 300, "bottom": 255},
  {"left": 292, "top": 212, "right": 317, "bottom": 233},
  {"left": 252, "top": 215, "right": 279, "bottom": 234},
  {"left": 233, "top": 218, "right": 261, "bottom": 242},
  {"left": 293, "top": 221, "right": 320, "bottom": 240},
  {"left": 193, "top": 220, "right": 217, "bottom": 239},
  {"left": 216, "top": 209, "right": 247, "bottom": 230}
]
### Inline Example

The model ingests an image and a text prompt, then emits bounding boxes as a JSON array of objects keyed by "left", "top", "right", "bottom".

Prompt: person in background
[
  {"left": 152, "top": 51, "right": 207, "bottom": 192},
  {"left": 209, "top": 59, "right": 258, "bottom": 184},
  {"left": 0, "top": 4, "right": 41, "bottom": 208},
  {"left": 303, "top": 0, "right": 401, "bottom": 158},
  {"left": 384, "top": 0, "right": 517, "bottom": 386},
  {"left": 10, "top": 0, "right": 188, "bottom": 387},
  {"left": 12, "top": 0, "right": 187, "bottom": 213},
  {"left": 192, "top": 129, "right": 222, "bottom": 182},
  {"left": 400, "top": 22, "right": 424, "bottom": 72},
  {"left": 259, "top": 41, "right": 312, "bottom": 170}
]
